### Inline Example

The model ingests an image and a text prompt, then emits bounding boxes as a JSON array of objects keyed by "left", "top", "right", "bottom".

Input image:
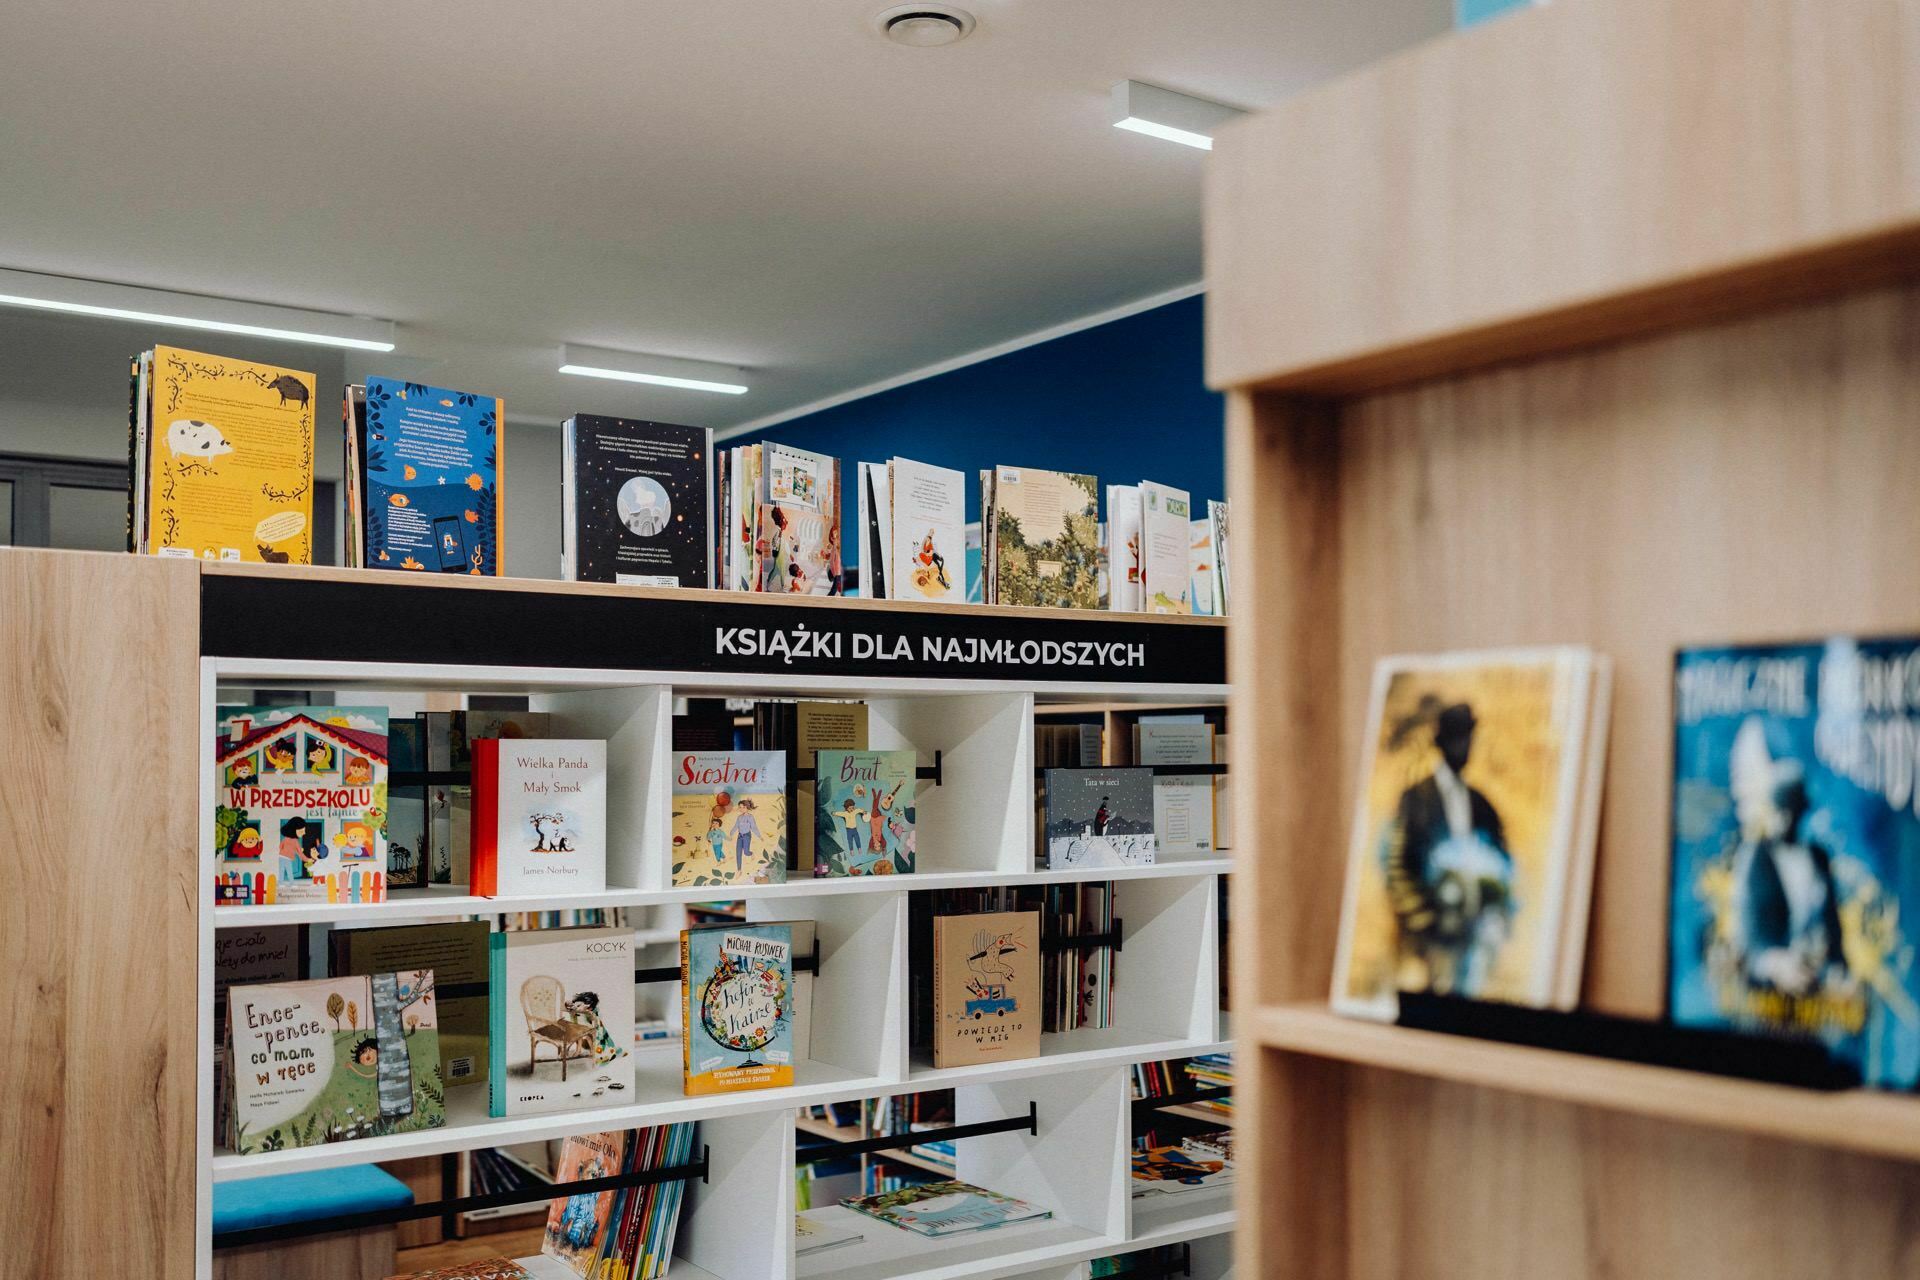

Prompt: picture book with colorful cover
[
  {"left": 755, "top": 442, "right": 842, "bottom": 594},
  {"left": 1043, "top": 768, "right": 1157, "bottom": 869},
  {"left": 488, "top": 927, "right": 634, "bottom": 1117},
  {"left": 813, "top": 748, "right": 917, "bottom": 877},
  {"left": 331, "top": 921, "right": 491, "bottom": 1089},
  {"left": 932, "top": 910, "right": 1040, "bottom": 1068},
  {"left": 841, "top": 1180, "right": 1051, "bottom": 1238},
  {"left": 358, "top": 376, "right": 503, "bottom": 575},
  {"left": 226, "top": 970, "right": 443, "bottom": 1154},
  {"left": 670, "top": 751, "right": 788, "bottom": 887},
  {"left": 134, "top": 345, "right": 317, "bottom": 563},
  {"left": 1671, "top": 637, "right": 1920, "bottom": 1089},
  {"left": 1138, "top": 723, "right": 1216, "bottom": 856},
  {"left": 1105, "top": 484, "right": 1143, "bottom": 612},
  {"left": 214, "top": 705, "right": 388, "bottom": 907},
  {"left": 1206, "top": 499, "right": 1230, "bottom": 616},
  {"left": 561, "top": 415, "right": 712, "bottom": 587},
  {"left": 470, "top": 738, "right": 608, "bottom": 896},
  {"left": 681, "top": 922, "right": 794, "bottom": 1095},
  {"left": 990, "top": 465, "right": 1099, "bottom": 609},
  {"left": 1130, "top": 1144, "right": 1235, "bottom": 1197},
  {"left": 795, "top": 701, "right": 869, "bottom": 871},
  {"left": 542, "top": 1129, "right": 630, "bottom": 1275},
  {"left": 889, "top": 456, "right": 965, "bottom": 603},
  {"left": 1139, "top": 480, "right": 1192, "bottom": 615},
  {"left": 1188, "top": 518, "right": 1216, "bottom": 617},
  {"left": 1330, "top": 648, "right": 1600, "bottom": 1020}
]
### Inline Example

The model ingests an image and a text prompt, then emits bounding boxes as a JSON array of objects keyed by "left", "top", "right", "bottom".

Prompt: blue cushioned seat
[{"left": 212, "top": 1165, "right": 415, "bottom": 1234}]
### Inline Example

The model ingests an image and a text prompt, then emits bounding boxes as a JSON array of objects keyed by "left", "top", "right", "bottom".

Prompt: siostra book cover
[
  {"left": 561, "top": 415, "right": 712, "bottom": 588},
  {"left": 1043, "top": 768, "right": 1157, "bottom": 869},
  {"left": 358, "top": 377, "right": 503, "bottom": 575},
  {"left": 1671, "top": 637, "right": 1920, "bottom": 1089},
  {"left": 932, "top": 910, "right": 1040, "bottom": 1068},
  {"left": 813, "top": 748, "right": 917, "bottom": 877},
  {"left": 681, "top": 922, "right": 794, "bottom": 1095},
  {"left": 488, "top": 927, "right": 633, "bottom": 1117},
  {"left": 214, "top": 705, "right": 388, "bottom": 907},
  {"left": 670, "top": 751, "right": 787, "bottom": 886},
  {"left": 990, "top": 465, "right": 1099, "bottom": 610}
]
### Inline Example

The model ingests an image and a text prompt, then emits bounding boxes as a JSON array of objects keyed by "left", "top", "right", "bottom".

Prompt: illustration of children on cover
[{"left": 731, "top": 799, "right": 763, "bottom": 874}]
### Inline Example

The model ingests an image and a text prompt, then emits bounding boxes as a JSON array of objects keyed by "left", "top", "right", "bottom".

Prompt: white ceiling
[{"left": 0, "top": 0, "right": 1448, "bottom": 433}]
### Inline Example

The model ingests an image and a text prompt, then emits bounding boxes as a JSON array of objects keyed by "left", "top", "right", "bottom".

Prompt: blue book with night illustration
[
  {"left": 1671, "top": 637, "right": 1920, "bottom": 1089},
  {"left": 681, "top": 922, "right": 793, "bottom": 1095},
  {"left": 351, "top": 377, "right": 503, "bottom": 575}
]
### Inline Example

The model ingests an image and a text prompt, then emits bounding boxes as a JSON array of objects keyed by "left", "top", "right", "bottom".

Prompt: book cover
[
  {"left": 1139, "top": 480, "right": 1192, "bottom": 615},
  {"left": 795, "top": 702, "right": 868, "bottom": 872},
  {"left": 889, "top": 457, "right": 965, "bottom": 603},
  {"left": 681, "top": 922, "right": 795, "bottom": 1095},
  {"left": 1670, "top": 637, "right": 1920, "bottom": 1089},
  {"left": 1138, "top": 723, "right": 1216, "bottom": 856},
  {"left": 488, "top": 927, "right": 634, "bottom": 1117},
  {"left": 214, "top": 705, "right": 388, "bottom": 906},
  {"left": 562, "top": 415, "right": 711, "bottom": 587},
  {"left": 1105, "top": 484, "right": 1143, "bottom": 612},
  {"left": 1330, "top": 648, "right": 1596, "bottom": 1020},
  {"left": 227, "top": 970, "right": 442, "bottom": 1154},
  {"left": 1207, "top": 499, "right": 1230, "bottom": 616},
  {"left": 360, "top": 377, "right": 503, "bottom": 575},
  {"left": 794, "top": 1211, "right": 864, "bottom": 1255},
  {"left": 471, "top": 738, "right": 608, "bottom": 897},
  {"left": 542, "top": 1130, "right": 630, "bottom": 1275},
  {"left": 139, "top": 345, "right": 316, "bottom": 563},
  {"left": 332, "top": 921, "right": 491, "bottom": 1089},
  {"left": 755, "top": 442, "right": 842, "bottom": 594},
  {"left": 729, "top": 443, "right": 761, "bottom": 591},
  {"left": 932, "top": 910, "right": 1040, "bottom": 1068},
  {"left": 670, "top": 751, "right": 788, "bottom": 887},
  {"left": 386, "top": 716, "right": 430, "bottom": 889},
  {"left": 990, "top": 465, "right": 1099, "bottom": 609},
  {"left": 841, "top": 1180, "right": 1050, "bottom": 1237},
  {"left": 813, "top": 749, "right": 917, "bottom": 877},
  {"left": 1188, "top": 518, "right": 1216, "bottom": 617},
  {"left": 856, "top": 461, "right": 891, "bottom": 599},
  {"left": 1043, "top": 768, "right": 1157, "bottom": 869},
  {"left": 1130, "top": 1145, "right": 1235, "bottom": 1197}
]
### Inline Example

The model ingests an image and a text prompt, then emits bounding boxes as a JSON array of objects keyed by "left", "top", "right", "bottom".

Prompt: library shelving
[
  {"left": 0, "top": 553, "right": 1233, "bottom": 1280},
  {"left": 1208, "top": 0, "right": 1920, "bottom": 1277}
]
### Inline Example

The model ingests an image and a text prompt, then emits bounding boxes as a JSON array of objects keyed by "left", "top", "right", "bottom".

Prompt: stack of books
[
  {"left": 716, "top": 441, "right": 844, "bottom": 594},
  {"left": 539, "top": 1124, "right": 698, "bottom": 1280}
]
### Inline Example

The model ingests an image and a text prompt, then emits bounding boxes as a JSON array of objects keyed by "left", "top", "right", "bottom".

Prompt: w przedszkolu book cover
[
  {"left": 1671, "top": 636, "right": 1920, "bottom": 1089},
  {"left": 488, "top": 927, "right": 633, "bottom": 1117},
  {"left": 681, "top": 922, "right": 794, "bottom": 1095}
]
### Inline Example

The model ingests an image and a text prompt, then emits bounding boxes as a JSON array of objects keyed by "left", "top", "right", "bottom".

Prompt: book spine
[
  {"left": 680, "top": 931, "right": 693, "bottom": 1093},
  {"left": 491, "top": 397, "right": 507, "bottom": 577},
  {"left": 702, "top": 427, "right": 715, "bottom": 590},
  {"left": 560, "top": 418, "right": 577, "bottom": 582},
  {"left": 471, "top": 738, "right": 500, "bottom": 897},
  {"left": 488, "top": 933, "right": 507, "bottom": 1117}
]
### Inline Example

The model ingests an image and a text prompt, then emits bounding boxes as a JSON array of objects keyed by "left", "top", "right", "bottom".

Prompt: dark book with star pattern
[{"left": 562, "top": 414, "right": 713, "bottom": 587}]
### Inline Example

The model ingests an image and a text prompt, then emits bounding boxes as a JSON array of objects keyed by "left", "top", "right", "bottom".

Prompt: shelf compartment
[{"left": 1255, "top": 1002, "right": 1920, "bottom": 1164}]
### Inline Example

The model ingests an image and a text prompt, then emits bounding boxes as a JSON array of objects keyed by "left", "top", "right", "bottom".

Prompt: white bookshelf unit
[{"left": 187, "top": 563, "right": 1234, "bottom": 1280}]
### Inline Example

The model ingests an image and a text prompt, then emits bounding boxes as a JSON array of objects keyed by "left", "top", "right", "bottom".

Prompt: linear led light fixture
[
  {"left": 1110, "top": 80, "right": 1246, "bottom": 151},
  {"left": 0, "top": 267, "right": 396, "bottom": 351},
  {"left": 557, "top": 343, "right": 749, "bottom": 395}
]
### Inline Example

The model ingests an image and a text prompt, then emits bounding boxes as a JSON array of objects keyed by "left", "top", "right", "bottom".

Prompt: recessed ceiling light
[
  {"left": 557, "top": 343, "right": 749, "bottom": 396},
  {"left": 0, "top": 267, "right": 396, "bottom": 351},
  {"left": 876, "top": 4, "right": 975, "bottom": 47},
  {"left": 1110, "top": 81, "right": 1247, "bottom": 152}
]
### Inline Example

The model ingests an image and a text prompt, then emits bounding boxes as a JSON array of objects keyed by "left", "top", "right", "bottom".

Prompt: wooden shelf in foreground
[{"left": 1252, "top": 1003, "right": 1920, "bottom": 1165}]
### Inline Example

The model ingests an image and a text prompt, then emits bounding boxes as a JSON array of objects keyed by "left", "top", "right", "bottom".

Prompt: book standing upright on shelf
[
  {"left": 813, "top": 748, "right": 917, "bottom": 876},
  {"left": 794, "top": 701, "right": 868, "bottom": 872},
  {"left": 888, "top": 457, "right": 966, "bottom": 603},
  {"left": 856, "top": 461, "right": 892, "bottom": 599},
  {"left": 1105, "top": 484, "right": 1143, "bottom": 612},
  {"left": 754, "top": 442, "right": 842, "bottom": 594},
  {"left": 346, "top": 377, "right": 504, "bottom": 574},
  {"left": 488, "top": 927, "right": 634, "bottom": 1117},
  {"left": 670, "top": 751, "right": 788, "bottom": 886},
  {"left": 932, "top": 910, "right": 1041, "bottom": 1067},
  {"left": 541, "top": 1129, "right": 629, "bottom": 1274},
  {"left": 1042, "top": 768, "right": 1157, "bottom": 869},
  {"left": 985, "top": 465, "right": 1100, "bottom": 609},
  {"left": 561, "top": 415, "right": 712, "bottom": 587},
  {"left": 129, "top": 345, "right": 317, "bottom": 563},
  {"left": 470, "top": 738, "right": 608, "bottom": 897},
  {"left": 331, "top": 921, "right": 491, "bottom": 1089},
  {"left": 1138, "top": 480, "right": 1192, "bottom": 615},
  {"left": 681, "top": 921, "right": 795, "bottom": 1095},
  {"left": 1137, "top": 721, "right": 1216, "bottom": 855}
]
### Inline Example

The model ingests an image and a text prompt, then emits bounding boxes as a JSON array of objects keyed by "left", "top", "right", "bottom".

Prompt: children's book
[
  {"left": 488, "top": 927, "right": 634, "bottom": 1117},
  {"left": 1138, "top": 723, "right": 1216, "bottom": 856},
  {"left": 1129, "top": 1145, "right": 1235, "bottom": 1197},
  {"left": 214, "top": 705, "right": 388, "bottom": 906},
  {"left": 670, "top": 751, "right": 788, "bottom": 887},
  {"left": 1671, "top": 637, "right": 1920, "bottom": 1089},
  {"left": 681, "top": 922, "right": 794, "bottom": 1095},
  {"left": 1206, "top": 499, "right": 1231, "bottom": 616},
  {"left": 130, "top": 345, "right": 317, "bottom": 563},
  {"left": 470, "top": 739, "right": 608, "bottom": 897},
  {"left": 794, "top": 1211, "right": 865, "bottom": 1256},
  {"left": 1330, "top": 647, "right": 1606, "bottom": 1020},
  {"left": 542, "top": 1130, "right": 630, "bottom": 1275},
  {"left": 755, "top": 442, "right": 842, "bottom": 594},
  {"left": 931, "top": 910, "right": 1041, "bottom": 1068},
  {"left": 1188, "top": 518, "right": 1217, "bottom": 617},
  {"left": 1042, "top": 768, "right": 1157, "bottom": 869},
  {"left": 856, "top": 461, "right": 892, "bottom": 599},
  {"left": 988, "top": 465, "right": 1099, "bottom": 609},
  {"left": 386, "top": 716, "right": 430, "bottom": 889},
  {"left": 841, "top": 1180, "right": 1051, "bottom": 1237},
  {"left": 813, "top": 749, "right": 917, "bottom": 877},
  {"left": 1139, "top": 480, "right": 1192, "bottom": 615},
  {"left": 795, "top": 702, "right": 868, "bottom": 873},
  {"left": 355, "top": 377, "right": 503, "bottom": 575},
  {"left": 888, "top": 457, "right": 965, "bottom": 603},
  {"left": 561, "top": 415, "right": 712, "bottom": 587},
  {"left": 1105, "top": 484, "right": 1143, "bottom": 612},
  {"left": 331, "top": 921, "right": 491, "bottom": 1089},
  {"left": 226, "top": 970, "right": 443, "bottom": 1154}
]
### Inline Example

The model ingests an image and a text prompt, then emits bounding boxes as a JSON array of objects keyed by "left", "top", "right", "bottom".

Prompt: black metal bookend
[
  {"left": 1130, "top": 1084, "right": 1230, "bottom": 1120},
  {"left": 1112, "top": 1242, "right": 1194, "bottom": 1279},
  {"left": 635, "top": 933, "right": 820, "bottom": 985},
  {"left": 1033, "top": 761, "right": 1226, "bottom": 778},
  {"left": 211, "top": 1144, "right": 711, "bottom": 1251},
  {"left": 796, "top": 1099, "right": 1039, "bottom": 1164},
  {"left": 1041, "top": 919, "right": 1123, "bottom": 954}
]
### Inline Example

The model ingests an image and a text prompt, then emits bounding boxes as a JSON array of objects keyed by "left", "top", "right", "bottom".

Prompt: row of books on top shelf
[
  {"left": 127, "top": 345, "right": 1230, "bottom": 614},
  {"left": 1333, "top": 636, "right": 1920, "bottom": 1094},
  {"left": 213, "top": 696, "right": 1228, "bottom": 907}
]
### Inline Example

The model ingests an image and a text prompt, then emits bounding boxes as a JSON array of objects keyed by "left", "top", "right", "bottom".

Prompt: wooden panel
[
  {"left": 1336, "top": 279, "right": 1920, "bottom": 1018},
  {"left": 1343, "top": 1068, "right": 1920, "bottom": 1280},
  {"left": 212, "top": 1230, "right": 395, "bottom": 1280},
  {"left": 0, "top": 548, "right": 200, "bottom": 1279},
  {"left": 1205, "top": 0, "right": 1920, "bottom": 394}
]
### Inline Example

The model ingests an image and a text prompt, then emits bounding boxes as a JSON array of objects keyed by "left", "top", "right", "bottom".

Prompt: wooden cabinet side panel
[{"left": 0, "top": 549, "right": 200, "bottom": 1279}]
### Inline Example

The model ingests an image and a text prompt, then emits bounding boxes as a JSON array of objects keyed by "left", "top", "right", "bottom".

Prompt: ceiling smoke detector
[{"left": 876, "top": 4, "right": 975, "bottom": 46}]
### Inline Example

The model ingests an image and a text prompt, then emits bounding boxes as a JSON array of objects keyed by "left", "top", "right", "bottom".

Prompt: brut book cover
[
  {"left": 813, "top": 748, "right": 917, "bottom": 876},
  {"left": 1671, "top": 638, "right": 1920, "bottom": 1089},
  {"left": 1331, "top": 649, "right": 1594, "bottom": 1019},
  {"left": 681, "top": 922, "right": 794, "bottom": 1095},
  {"left": 360, "top": 377, "right": 502, "bottom": 574},
  {"left": 562, "top": 415, "right": 711, "bottom": 587},
  {"left": 1043, "top": 768, "right": 1157, "bottom": 869}
]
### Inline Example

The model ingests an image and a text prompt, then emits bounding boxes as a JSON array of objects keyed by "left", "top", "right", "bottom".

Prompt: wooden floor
[{"left": 392, "top": 1225, "right": 545, "bottom": 1274}]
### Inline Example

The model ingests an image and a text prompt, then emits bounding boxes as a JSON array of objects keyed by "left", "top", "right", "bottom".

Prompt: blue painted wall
[
  {"left": 727, "top": 293, "right": 1223, "bottom": 574},
  {"left": 1456, "top": 0, "right": 1533, "bottom": 27}
]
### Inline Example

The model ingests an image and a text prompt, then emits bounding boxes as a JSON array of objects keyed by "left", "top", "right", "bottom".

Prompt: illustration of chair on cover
[{"left": 522, "top": 975, "right": 594, "bottom": 1081}]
